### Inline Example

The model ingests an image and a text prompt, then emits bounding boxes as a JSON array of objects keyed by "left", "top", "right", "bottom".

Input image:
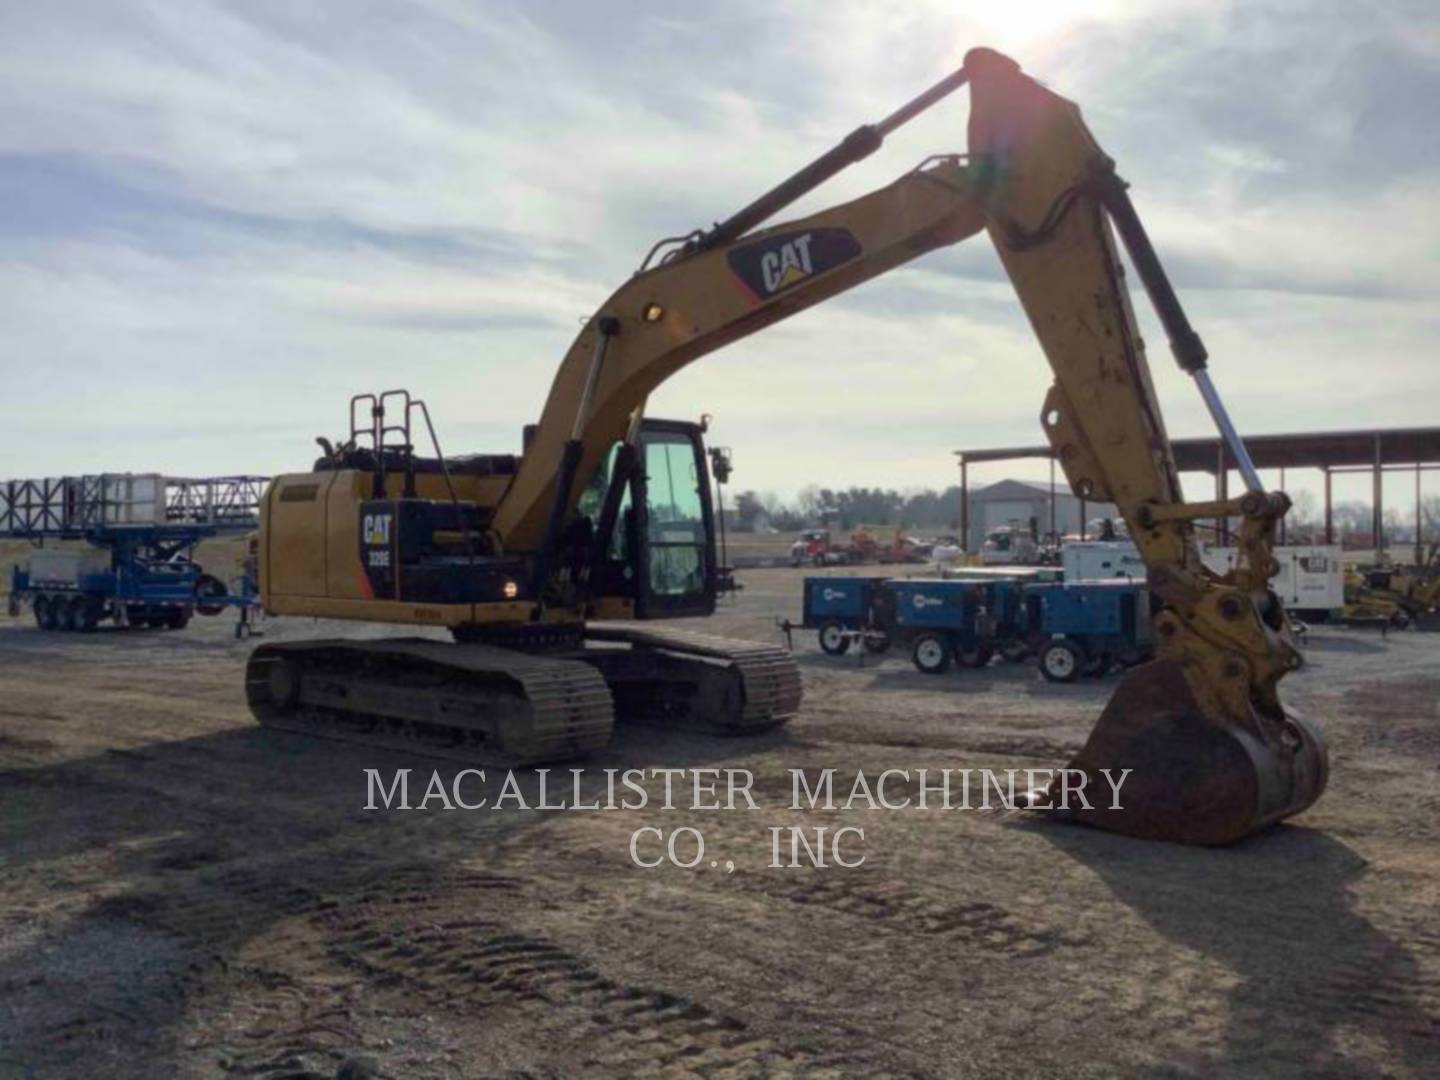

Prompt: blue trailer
[
  {"left": 887, "top": 578, "right": 998, "bottom": 674},
  {"left": 798, "top": 575, "right": 894, "bottom": 655},
  {"left": 3, "top": 474, "right": 265, "bottom": 637},
  {"left": 1022, "top": 579, "right": 1154, "bottom": 682},
  {"left": 793, "top": 576, "right": 998, "bottom": 672}
]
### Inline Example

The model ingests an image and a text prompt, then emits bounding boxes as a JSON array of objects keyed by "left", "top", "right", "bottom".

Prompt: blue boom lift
[{"left": 3, "top": 474, "right": 266, "bottom": 637}]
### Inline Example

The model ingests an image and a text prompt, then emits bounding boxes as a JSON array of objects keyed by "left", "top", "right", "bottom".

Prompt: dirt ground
[{"left": 1, "top": 565, "right": 1438, "bottom": 1078}]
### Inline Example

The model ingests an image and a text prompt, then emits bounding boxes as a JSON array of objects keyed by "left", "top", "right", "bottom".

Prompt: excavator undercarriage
[{"left": 247, "top": 625, "right": 802, "bottom": 766}]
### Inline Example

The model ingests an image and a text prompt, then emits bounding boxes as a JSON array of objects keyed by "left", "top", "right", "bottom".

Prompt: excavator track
[
  {"left": 245, "top": 639, "right": 614, "bottom": 766},
  {"left": 581, "top": 624, "right": 803, "bottom": 733}
]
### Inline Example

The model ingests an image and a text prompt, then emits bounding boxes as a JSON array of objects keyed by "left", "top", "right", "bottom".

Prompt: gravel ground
[{"left": 1, "top": 565, "right": 1437, "bottom": 1077}]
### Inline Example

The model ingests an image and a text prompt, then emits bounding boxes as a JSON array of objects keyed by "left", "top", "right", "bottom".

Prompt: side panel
[
  {"left": 803, "top": 576, "right": 878, "bottom": 624},
  {"left": 263, "top": 472, "right": 338, "bottom": 600},
  {"left": 890, "top": 580, "right": 985, "bottom": 630}
]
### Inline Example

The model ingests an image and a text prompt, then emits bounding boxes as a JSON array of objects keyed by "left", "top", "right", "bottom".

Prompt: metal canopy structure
[
  {"left": 1, "top": 474, "right": 267, "bottom": 540},
  {"left": 953, "top": 426, "right": 1440, "bottom": 556}
]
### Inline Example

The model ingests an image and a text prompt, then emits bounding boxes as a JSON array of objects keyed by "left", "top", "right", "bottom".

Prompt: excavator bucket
[{"left": 1030, "top": 659, "right": 1328, "bottom": 846}]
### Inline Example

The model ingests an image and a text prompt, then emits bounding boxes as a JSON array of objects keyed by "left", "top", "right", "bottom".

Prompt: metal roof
[{"left": 953, "top": 426, "right": 1440, "bottom": 474}]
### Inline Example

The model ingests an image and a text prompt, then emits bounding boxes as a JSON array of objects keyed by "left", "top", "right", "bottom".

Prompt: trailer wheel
[
  {"left": 1039, "top": 639, "right": 1082, "bottom": 683},
  {"left": 194, "top": 574, "right": 229, "bottom": 616},
  {"left": 164, "top": 608, "right": 191, "bottom": 631},
  {"left": 818, "top": 620, "right": 850, "bottom": 656},
  {"left": 77, "top": 598, "right": 100, "bottom": 632},
  {"left": 33, "top": 595, "right": 53, "bottom": 631},
  {"left": 62, "top": 596, "right": 87, "bottom": 632},
  {"left": 912, "top": 633, "right": 952, "bottom": 675},
  {"left": 956, "top": 644, "right": 994, "bottom": 669}
]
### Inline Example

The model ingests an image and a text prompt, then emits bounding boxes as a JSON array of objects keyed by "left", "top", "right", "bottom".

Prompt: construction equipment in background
[
  {"left": 845, "top": 526, "right": 930, "bottom": 565},
  {"left": 3, "top": 474, "right": 265, "bottom": 635},
  {"left": 1062, "top": 539, "right": 1148, "bottom": 581},
  {"left": 791, "top": 571, "right": 1152, "bottom": 679},
  {"left": 790, "top": 528, "right": 841, "bottom": 566},
  {"left": 979, "top": 522, "right": 1041, "bottom": 566},
  {"left": 250, "top": 47, "right": 1326, "bottom": 845},
  {"left": 1344, "top": 550, "right": 1440, "bottom": 629},
  {"left": 1202, "top": 544, "right": 1343, "bottom": 623}
]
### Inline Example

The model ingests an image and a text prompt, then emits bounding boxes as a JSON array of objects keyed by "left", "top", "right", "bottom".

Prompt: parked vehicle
[
  {"left": 1202, "top": 544, "right": 1343, "bottom": 622},
  {"left": 980, "top": 524, "right": 1039, "bottom": 566},
  {"left": 796, "top": 575, "right": 893, "bottom": 654},
  {"left": 3, "top": 473, "right": 263, "bottom": 635},
  {"left": 888, "top": 578, "right": 998, "bottom": 674},
  {"left": 1023, "top": 580, "right": 1153, "bottom": 682},
  {"left": 790, "top": 529, "right": 848, "bottom": 567},
  {"left": 1062, "top": 540, "right": 1147, "bottom": 581}
]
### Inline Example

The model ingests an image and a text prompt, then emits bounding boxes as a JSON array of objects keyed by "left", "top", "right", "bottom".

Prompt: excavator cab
[{"left": 577, "top": 418, "right": 719, "bottom": 620}]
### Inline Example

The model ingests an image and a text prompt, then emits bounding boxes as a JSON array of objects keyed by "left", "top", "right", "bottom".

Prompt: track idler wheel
[{"left": 1024, "top": 658, "right": 1328, "bottom": 846}]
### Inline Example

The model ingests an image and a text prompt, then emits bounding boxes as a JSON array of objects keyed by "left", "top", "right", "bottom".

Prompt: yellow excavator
[{"left": 249, "top": 48, "right": 1327, "bottom": 845}]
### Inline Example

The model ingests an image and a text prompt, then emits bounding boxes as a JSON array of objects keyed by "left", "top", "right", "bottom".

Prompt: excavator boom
[{"left": 488, "top": 47, "right": 1327, "bottom": 844}]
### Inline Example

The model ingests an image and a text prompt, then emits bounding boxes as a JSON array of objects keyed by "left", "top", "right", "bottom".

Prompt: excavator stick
[{"left": 962, "top": 47, "right": 1330, "bottom": 843}]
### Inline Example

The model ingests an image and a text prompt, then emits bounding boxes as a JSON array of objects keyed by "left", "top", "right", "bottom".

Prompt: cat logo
[
  {"left": 362, "top": 512, "right": 392, "bottom": 547},
  {"left": 762, "top": 234, "right": 815, "bottom": 292},
  {"left": 727, "top": 227, "right": 862, "bottom": 303}
]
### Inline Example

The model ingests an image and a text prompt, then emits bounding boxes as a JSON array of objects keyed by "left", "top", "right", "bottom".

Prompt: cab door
[{"left": 634, "top": 422, "right": 716, "bottom": 619}]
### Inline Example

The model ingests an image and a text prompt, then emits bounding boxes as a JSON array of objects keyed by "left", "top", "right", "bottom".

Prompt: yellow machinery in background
[{"left": 1345, "top": 547, "right": 1440, "bottom": 629}]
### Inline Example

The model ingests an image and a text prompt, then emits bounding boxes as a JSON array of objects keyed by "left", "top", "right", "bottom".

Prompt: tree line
[{"left": 725, "top": 483, "right": 1440, "bottom": 545}]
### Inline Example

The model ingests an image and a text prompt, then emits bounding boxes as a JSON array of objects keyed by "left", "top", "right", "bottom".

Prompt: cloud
[{"left": 0, "top": 0, "right": 1436, "bottom": 510}]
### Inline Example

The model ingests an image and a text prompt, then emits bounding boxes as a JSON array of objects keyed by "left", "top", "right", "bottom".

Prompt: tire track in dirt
[
  {"left": 216, "top": 869, "right": 835, "bottom": 1080},
  {"left": 69, "top": 858, "right": 836, "bottom": 1077},
  {"left": 726, "top": 869, "right": 1080, "bottom": 959},
  {"left": 294, "top": 870, "right": 831, "bottom": 1077}
]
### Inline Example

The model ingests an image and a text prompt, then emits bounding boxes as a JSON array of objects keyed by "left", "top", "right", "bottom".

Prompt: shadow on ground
[{"left": 1020, "top": 820, "right": 1437, "bottom": 1076}]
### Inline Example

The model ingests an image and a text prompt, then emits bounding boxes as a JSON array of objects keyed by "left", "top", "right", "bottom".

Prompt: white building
[{"left": 963, "top": 479, "right": 1119, "bottom": 552}]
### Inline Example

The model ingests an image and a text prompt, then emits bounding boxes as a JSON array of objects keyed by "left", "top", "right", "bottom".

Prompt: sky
[{"left": 2, "top": 1, "right": 1437, "bottom": 510}]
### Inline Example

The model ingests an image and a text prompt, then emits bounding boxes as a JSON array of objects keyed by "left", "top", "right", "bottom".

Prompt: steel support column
[
  {"left": 1374, "top": 434, "right": 1384, "bottom": 556},
  {"left": 1324, "top": 467, "right": 1333, "bottom": 546},
  {"left": 959, "top": 457, "right": 969, "bottom": 553},
  {"left": 1417, "top": 463, "right": 1423, "bottom": 566},
  {"left": 1049, "top": 456, "right": 1057, "bottom": 539},
  {"left": 1279, "top": 466, "right": 1287, "bottom": 545}
]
